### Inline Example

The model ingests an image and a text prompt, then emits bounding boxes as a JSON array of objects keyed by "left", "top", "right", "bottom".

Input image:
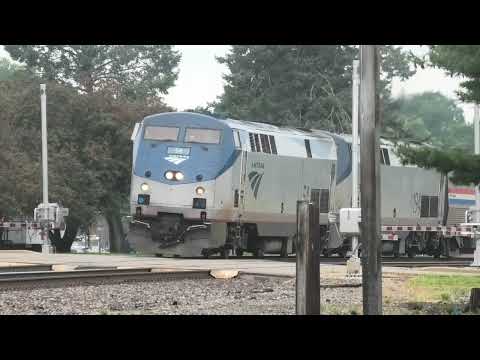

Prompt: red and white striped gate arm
[
  {"left": 0, "top": 222, "right": 43, "bottom": 230},
  {"left": 382, "top": 225, "right": 477, "bottom": 237}
]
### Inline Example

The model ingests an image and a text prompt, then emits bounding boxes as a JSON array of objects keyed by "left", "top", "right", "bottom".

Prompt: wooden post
[
  {"left": 470, "top": 288, "right": 480, "bottom": 312},
  {"left": 359, "top": 45, "right": 382, "bottom": 315},
  {"left": 296, "top": 200, "right": 321, "bottom": 315}
]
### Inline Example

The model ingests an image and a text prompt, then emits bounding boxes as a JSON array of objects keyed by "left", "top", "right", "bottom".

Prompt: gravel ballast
[
  {"left": 0, "top": 275, "right": 468, "bottom": 315},
  {"left": 0, "top": 275, "right": 366, "bottom": 315}
]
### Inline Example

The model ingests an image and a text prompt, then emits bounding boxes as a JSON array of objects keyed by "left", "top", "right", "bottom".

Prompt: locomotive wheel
[
  {"left": 407, "top": 248, "right": 416, "bottom": 258},
  {"left": 338, "top": 250, "right": 347, "bottom": 258},
  {"left": 280, "top": 238, "right": 288, "bottom": 257},
  {"left": 221, "top": 248, "right": 230, "bottom": 259},
  {"left": 254, "top": 248, "right": 264, "bottom": 258},
  {"left": 201, "top": 249, "right": 211, "bottom": 259}
]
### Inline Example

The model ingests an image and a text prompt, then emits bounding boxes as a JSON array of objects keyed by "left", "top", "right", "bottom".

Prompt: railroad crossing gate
[{"left": 338, "top": 208, "right": 478, "bottom": 239}]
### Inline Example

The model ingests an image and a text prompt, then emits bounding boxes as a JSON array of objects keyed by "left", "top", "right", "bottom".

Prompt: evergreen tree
[
  {"left": 4, "top": 45, "right": 181, "bottom": 102},
  {"left": 397, "top": 46, "right": 480, "bottom": 185},
  {"left": 214, "top": 45, "right": 415, "bottom": 132}
]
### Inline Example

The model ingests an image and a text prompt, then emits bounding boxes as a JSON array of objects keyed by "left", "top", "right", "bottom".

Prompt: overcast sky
[{"left": 0, "top": 45, "right": 474, "bottom": 122}]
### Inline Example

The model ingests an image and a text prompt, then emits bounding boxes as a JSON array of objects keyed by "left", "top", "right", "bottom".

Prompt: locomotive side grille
[
  {"left": 420, "top": 195, "right": 439, "bottom": 218},
  {"left": 429, "top": 196, "right": 439, "bottom": 218},
  {"left": 311, "top": 189, "right": 329, "bottom": 218},
  {"left": 254, "top": 134, "right": 261, "bottom": 152},
  {"left": 269, "top": 135, "right": 277, "bottom": 154},
  {"left": 447, "top": 206, "right": 468, "bottom": 226},
  {"left": 260, "top": 134, "right": 271, "bottom": 154},
  {"left": 420, "top": 196, "right": 429, "bottom": 217},
  {"left": 320, "top": 189, "right": 330, "bottom": 213},
  {"left": 249, "top": 133, "right": 256, "bottom": 152}
]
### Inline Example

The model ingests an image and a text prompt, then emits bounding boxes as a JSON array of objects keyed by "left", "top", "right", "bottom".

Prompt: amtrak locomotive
[{"left": 127, "top": 112, "right": 450, "bottom": 258}]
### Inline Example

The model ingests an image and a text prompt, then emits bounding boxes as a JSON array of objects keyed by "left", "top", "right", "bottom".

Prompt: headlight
[
  {"left": 195, "top": 186, "right": 205, "bottom": 195},
  {"left": 174, "top": 172, "right": 184, "bottom": 181},
  {"left": 141, "top": 183, "right": 150, "bottom": 192},
  {"left": 165, "top": 171, "right": 174, "bottom": 180}
]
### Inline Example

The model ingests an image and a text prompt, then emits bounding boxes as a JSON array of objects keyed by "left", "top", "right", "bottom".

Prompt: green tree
[
  {"left": 383, "top": 92, "right": 472, "bottom": 150},
  {"left": 4, "top": 45, "right": 181, "bottom": 101},
  {"left": 1, "top": 45, "right": 180, "bottom": 252},
  {"left": 398, "top": 146, "right": 480, "bottom": 185},
  {"left": 0, "top": 57, "right": 27, "bottom": 80},
  {"left": 214, "top": 45, "right": 415, "bottom": 132},
  {"left": 183, "top": 105, "right": 227, "bottom": 118},
  {"left": 0, "top": 77, "right": 173, "bottom": 251},
  {"left": 429, "top": 45, "right": 480, "bottom": 103},
  {"left": 397, "top": 46, "right": 479, "bottom": 185}
]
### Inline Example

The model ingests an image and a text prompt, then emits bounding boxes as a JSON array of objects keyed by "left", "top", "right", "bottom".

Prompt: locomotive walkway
[{"left": 0, "top": 250, "right": 479, "bottom": 278}]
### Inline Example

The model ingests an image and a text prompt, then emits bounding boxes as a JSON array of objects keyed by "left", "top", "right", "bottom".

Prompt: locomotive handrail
[
  {"left": 130, "top": 220, "right": 151, "bottom": 229},
  {"left": 186, "top": 224, "right": 208, "bottom": 232}
]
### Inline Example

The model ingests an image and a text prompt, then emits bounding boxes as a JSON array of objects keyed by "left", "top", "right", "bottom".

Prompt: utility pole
[
  {"left": 359, "top": 45, "right": 382, "bottom": 314},
  {"left": 296, "top": 201, "right": 321, "bottom": 315},
  {"left": 472, "top": 103, "right": 480, "bottom": 266}
]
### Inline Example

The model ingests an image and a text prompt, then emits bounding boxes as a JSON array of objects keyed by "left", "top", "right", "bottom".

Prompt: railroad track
[
  {"left": 0, "top": 267, "right": 212, "bottom": 290},
  {"left": 318, "top": 257, "right": 473, "bottom": 267},
  {"left": 183, "top": 255, "right": 475, "bottom": 267},
  {"left": 0, "top": 256, "right": 474, "bottom": 291}
]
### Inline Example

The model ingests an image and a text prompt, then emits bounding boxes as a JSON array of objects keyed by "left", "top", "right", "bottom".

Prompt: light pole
[
  {"left": 40, "top": 84, "right": 53, "bottom": 254},
  {"left": 346, "top": 59, "right": 362, "bottom": 277}
]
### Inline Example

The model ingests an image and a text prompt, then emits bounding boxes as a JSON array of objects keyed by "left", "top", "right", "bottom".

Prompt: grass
[
  {"left": 406, "top": 274, "right": 480, "bottom": 315},
  {"left": 408, "top": 274, "right": 480, "bottom": 303},
  {"left": 321, "top": 304, "right": 362, "bottom": 315}
]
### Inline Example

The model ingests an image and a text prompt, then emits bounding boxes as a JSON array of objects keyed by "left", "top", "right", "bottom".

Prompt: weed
[{"left": 440, "top": 293, "right": 451, "bottom": 302}]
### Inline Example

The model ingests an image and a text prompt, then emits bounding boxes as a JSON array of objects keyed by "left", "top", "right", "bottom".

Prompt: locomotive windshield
[
  {"left": 144, "top": 126, "right": 179, "bottom": 141},
  {"left": 185, "top": 128, "right": 221, "bottom": 144}
]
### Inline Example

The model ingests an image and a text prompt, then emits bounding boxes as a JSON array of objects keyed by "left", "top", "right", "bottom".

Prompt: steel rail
[{"left": 0, "top": 268, "right": 212, "bottom": 290}]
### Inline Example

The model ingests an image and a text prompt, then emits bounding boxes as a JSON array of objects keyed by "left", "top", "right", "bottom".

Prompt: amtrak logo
[
  {"left": 164, "top": 156, "right": 188, "bottom": 165},
  {"left": 248, "top": 171, "right": 264, "bottom": 199}
]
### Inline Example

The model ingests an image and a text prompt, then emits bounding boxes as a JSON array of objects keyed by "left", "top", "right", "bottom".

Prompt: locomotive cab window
[
  {"left": 144, "top": 126, "right": 179, "bottom": 141},
  {"left": 185, "top": 128, "right": 221, "bottom": 144}
]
